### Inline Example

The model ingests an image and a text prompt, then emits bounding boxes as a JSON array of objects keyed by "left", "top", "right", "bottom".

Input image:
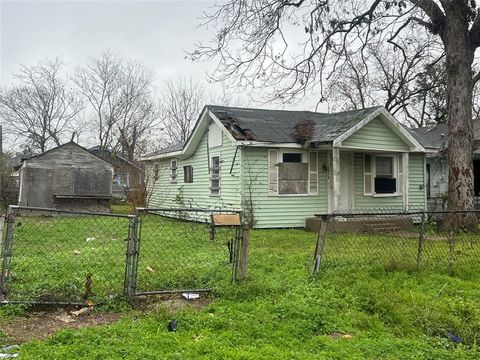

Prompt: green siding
[
  {"left": 408, "top": 153, "right": 426, "bottom": 210},
  {"left": 352, "top": 153, "right": 404, "bottom": 210},
  {"left": 242, "top": 148, "right": 328, "bottom": 228},
  {"left": 351, "top": 152, "right": 426, "bottom": 211},
  {"left": 147, "top": 120, "right": 241, "bottom": 211},
  {"left": 342, "top": 117, "right": 409, "bottom": 151}
]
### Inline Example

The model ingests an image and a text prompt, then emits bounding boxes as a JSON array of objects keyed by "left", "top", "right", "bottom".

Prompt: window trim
[
  {"left": 364, "top": 153, "right": 402, "bottom": 197},
  {"left": 268, "top": 149, "right": 320, "bottom": 197},
  {"left": 210, "top": 156, "right": 220, "bottom": 196},
  {"left": 170, "top": 159, "right": 177, "bottom": 184}
]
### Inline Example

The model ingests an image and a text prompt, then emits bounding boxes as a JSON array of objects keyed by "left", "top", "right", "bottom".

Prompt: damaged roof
[{"left": 208, "top": 105, "right": 382, "bottom": 143}]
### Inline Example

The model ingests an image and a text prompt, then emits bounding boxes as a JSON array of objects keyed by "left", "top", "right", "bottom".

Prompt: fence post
[
  {"left": 448, "top": 229, "right": 455, "bottom": 275},
  {"left": 416, "top": 212, "right": 426, "bottom": 270},
  {"left": 0, "top": 208, "right": 15, "bottom": 299},
  {"left": 237, "top": 226, "right": 249, "bottom": 281},
  {"left": 124, "top": 213, "right": 139, "bottom": 300},
  {"left": 312, "top": 215, "right": 329, "bottom": 274}
]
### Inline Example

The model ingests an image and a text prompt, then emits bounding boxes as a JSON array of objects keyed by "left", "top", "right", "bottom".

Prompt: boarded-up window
[
  {"left": 364, "top": 154, "right": 372, "bottom": 195},
  {"left": 184, "top": 165, "right": 193, "bottom": 183},
  {"left": 210, "top": 156, "right": 220, "bottom": 196},
  {"left": 309, "top": 152, "right": 318, "bottom": 195},
  {"left": 268, "top": 149, "right": 279, "bottom": 195},
  {"left": 170, "top": 159, "right": 177, "bottom": 183},
  {"left": 278, "top": 159, "right": 308, "bottom": 194}
]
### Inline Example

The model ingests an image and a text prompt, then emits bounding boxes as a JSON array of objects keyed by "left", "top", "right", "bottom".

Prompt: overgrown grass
[{"left": 3, "top": 219, "right": 480, "bottom": 358}]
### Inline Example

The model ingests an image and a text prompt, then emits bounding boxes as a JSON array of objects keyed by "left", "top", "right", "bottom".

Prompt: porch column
[{"left": 332, "top": 147, "right": 341, "bottom": 212}]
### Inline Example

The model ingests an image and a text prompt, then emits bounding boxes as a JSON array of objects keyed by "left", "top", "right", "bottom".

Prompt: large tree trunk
[{"left": 443, "top": 4, "right": 476, "bottom": 230}]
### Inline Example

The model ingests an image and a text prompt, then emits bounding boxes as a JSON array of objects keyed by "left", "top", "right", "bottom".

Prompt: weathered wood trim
[{"left": 332, "top": 147, "right": 340, "bottom": 212}]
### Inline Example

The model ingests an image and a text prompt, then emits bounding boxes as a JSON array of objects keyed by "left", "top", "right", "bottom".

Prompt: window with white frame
[
  {"left": 364, "top": 154, "right": 403, "bottom": 195},
  {"left": 210, "top": 156, "right": 220, "bottom": 196},
  {"left": 170, "top": 159, "right": 177, "bottom": 183},
  {"left": 268, "top": 150, "right": 318, "bottom": 195}
]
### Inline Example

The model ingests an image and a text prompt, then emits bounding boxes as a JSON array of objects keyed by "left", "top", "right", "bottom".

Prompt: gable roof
[
  {"left": 208, "top": 105, "right": 381, "bottom": 143},
  {"left": 140, "top": 105, "right": 424, "bottom": 161},
  {"left": 408, "top": 119, "right": 480, "bottom": 153},
  {"left": 19, "top": 141, "right": 114, "bottom": 169}
]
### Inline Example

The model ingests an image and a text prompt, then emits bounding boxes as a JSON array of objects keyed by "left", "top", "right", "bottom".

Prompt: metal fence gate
[
  {"left": 127, "top": 208, "right": 243, "bottom": 297},
  {"left": 0, "top": 206, "right": 134, "bottom": 305},
  {"left": 0, "top": 206, "right": 245, "bottom": 305}
]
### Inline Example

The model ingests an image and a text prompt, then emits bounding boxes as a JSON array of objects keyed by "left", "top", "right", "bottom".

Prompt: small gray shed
[{"left": 18, "top": 142, "right": 114, "bottom": 212}]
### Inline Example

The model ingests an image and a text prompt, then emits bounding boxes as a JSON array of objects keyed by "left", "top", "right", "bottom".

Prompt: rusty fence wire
[{"left": 313, "top": 209, "right": 480, "bottom": 275}]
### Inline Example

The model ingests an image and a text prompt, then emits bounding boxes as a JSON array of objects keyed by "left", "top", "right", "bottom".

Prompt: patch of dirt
[
  {"left": 133, "top": 293, "right": 212, "bottom": 313},
  {"left": 1, "top": 308, "right": 122, "bottom": 344}
]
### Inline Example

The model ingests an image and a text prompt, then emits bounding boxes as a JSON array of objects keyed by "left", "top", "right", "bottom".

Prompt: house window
[
  {"left": 283, "top": 153, "right": 302, "bottom": 163},
  {"left": 364, "top": 154, "right": 400, "bottom": 195},
  {"left": 268, "top": 150, "right": 318, "bottom": 196},
  {"left": 210, "top": 156, "right": 220, "bottom": 196},
  {"left": 184, "top": 165, "right": 193, "bottom": 183},
  {"left": 374, "top": 156, "right": 396, "bottom": 194},
  {"left": 170, "top": 159, "right": 177, "bottom": 183},
  {"left": 153, "top": 163, "right": 159, "bottom": 181}
]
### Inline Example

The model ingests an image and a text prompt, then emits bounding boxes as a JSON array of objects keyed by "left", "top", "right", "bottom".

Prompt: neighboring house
[
  {"left": 18, "top": 142, "right": 114, "bottom": 212},
  {"left": 140, "top": 105, "right": 426, "bottom": 228},
  {"left": 89, "top": 146, "right": 144, "bottom": 200},
  {"left": 409, "top": 120, "right": 480, "bottom": 210}
]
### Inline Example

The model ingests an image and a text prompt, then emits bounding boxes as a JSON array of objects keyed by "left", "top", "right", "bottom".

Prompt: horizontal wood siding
[
  {"left": 342, "top": 117, "right": 409, "bottom": 151},
  {"left": 242, "top": 147, "right": 328, "bottom": 228},
  {"left": 147, "top": 123, "right": 241, "bottom": 212},
  {"left": 408, "top": 153, "right": 426, "bottom": 210},
  {"left": 353, "top": 153, "right": 404, "bottom": 210}
]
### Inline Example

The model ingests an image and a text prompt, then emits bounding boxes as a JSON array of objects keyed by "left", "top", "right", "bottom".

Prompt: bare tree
[
  {"left": 327, "top": 37, "right": 448, "bottom": 127},
  {"left": 0, "top": 58, "right": 82, "bottom": 153},
  {"left": 190, "top": 1, "right": 480, "bottom": 228},
  {"left": 159, "top": 77, "right": 205, "bottom": 146},
  {"left": 74, "top": 51, "right": 158, "bottom": 161}
]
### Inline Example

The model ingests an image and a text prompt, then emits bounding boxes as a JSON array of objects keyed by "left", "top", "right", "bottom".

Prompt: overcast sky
[{"left": 0, "top": 0, "right": 323, "bottom": 107}]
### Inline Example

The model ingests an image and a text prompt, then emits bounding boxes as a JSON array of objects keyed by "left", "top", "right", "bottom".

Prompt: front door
[{"left": 339, "top": 153, "right": 353, "bottom": 211}]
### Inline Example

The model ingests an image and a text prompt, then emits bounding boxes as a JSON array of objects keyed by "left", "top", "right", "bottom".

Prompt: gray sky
[
  {"left": 0, "top": 0, "right": 326, "bottom": 149},
  {"left": 0, "top": 0, "right": 323, "bottom": 105}
]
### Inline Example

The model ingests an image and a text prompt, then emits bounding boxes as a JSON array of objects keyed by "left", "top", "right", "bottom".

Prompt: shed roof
[{"left": 19, "top": 142, "right": 114, "bottom": 169}]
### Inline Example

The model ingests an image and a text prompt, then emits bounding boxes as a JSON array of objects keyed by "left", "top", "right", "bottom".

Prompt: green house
[{"left": 140, "top": 105, "right": 426, "bottom": 228}]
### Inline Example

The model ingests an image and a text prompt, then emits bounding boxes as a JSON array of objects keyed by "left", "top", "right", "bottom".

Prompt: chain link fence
[
  {"left": 132, "top": 208, "right": 243, "bottom": 296},
  {"left": 0, "top": 205, "right": 245, "bottom": 305},
  {"left": 312, "top": 209, "right": 480, "bottom": 275},
  {"left": 0, "top": 206, "right": 134, "bottom": 305}
]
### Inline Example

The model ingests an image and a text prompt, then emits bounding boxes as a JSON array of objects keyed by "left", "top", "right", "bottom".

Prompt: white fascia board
[
  {"left": 333, "top": 107, "right": 425, "bottom": 152},
  {"left": 139, "top": 150, "right": 183, "bottom": 162},
  {"left": 238, "top": 141, "right": 303, "bottom": 148}
]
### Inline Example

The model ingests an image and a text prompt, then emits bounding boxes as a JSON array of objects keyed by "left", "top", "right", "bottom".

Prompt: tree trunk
[{"left": 443, "top": 4, "right": 476, "bottom": 230}]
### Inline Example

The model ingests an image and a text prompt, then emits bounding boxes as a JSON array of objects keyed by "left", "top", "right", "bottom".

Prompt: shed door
[{"left": 26, "top": 168, "right": 54, "bottom": 207}]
